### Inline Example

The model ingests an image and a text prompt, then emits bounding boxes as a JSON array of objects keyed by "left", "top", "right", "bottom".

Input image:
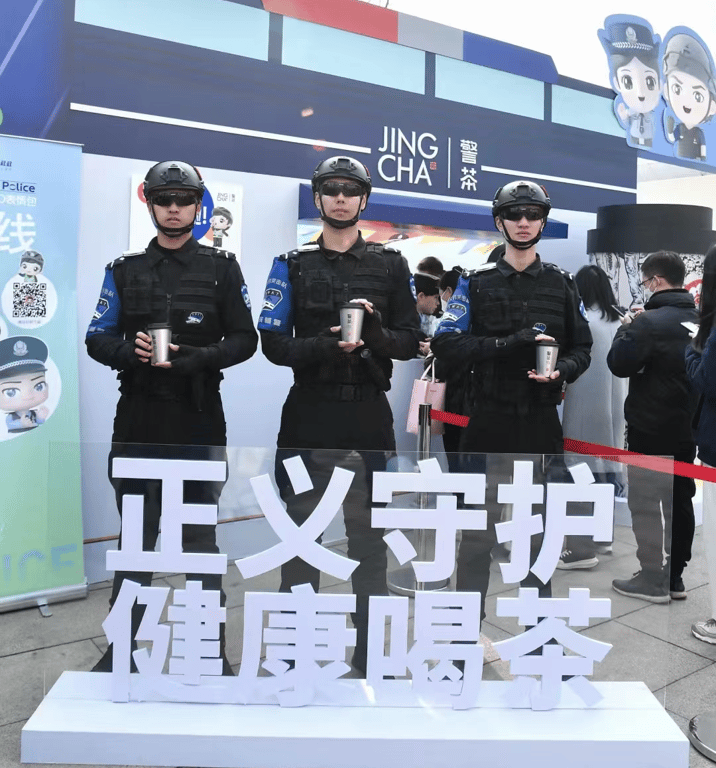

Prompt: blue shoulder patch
[
  {"left": 258, "top": 257, "right": 293, "bottom": 334},
  {"left": 241, "top": 283, "right": 252, "bottom": 311},
  {"left": 87, "top": 268, "right": 122, "bottom": 337}
]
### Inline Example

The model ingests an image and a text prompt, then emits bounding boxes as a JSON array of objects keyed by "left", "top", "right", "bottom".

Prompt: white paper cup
[
  {"left": 536, "top": 341, "right": 559, "bottom": 377},
  {"left": 339, "top": 303, "right": 365, "bottom": 344},
  {"left": 148, "top": 323, "right": 172, "bottom": 365}
]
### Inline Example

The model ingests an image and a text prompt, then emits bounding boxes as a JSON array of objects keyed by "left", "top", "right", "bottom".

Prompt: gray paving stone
[
  {"left": 661, "top": 662, "right": 716, "bottom": 720},
  {"left": 619, "top": 584, "right": 716, "bottom": 661},
  {"left": 0, "top": 641, "right": 102, "bottom": 727},
  {"left": 1, "top": 589, "right": 108, "bottom": 657},
  {"left": 583, "top": 619, "right": 713, "bottom": 692}
]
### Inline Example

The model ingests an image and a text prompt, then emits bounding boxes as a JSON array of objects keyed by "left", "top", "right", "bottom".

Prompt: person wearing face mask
[
  {"left": 413, "top": 271, "right": 442, "bottom": 349},
  {"left": 431, "top": 181, "right": 592, "bottom": 619},
  {"left": 608, "top": 251, "right": 698, "bottom": 604}
]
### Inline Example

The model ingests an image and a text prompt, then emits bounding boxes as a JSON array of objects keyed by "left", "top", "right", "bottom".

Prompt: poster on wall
[
  {"left": 128, "top": 173, "right": 243, "bottom": 257},
  {"left": 0, "top": 134, "right": 85, "bottom": 607}
]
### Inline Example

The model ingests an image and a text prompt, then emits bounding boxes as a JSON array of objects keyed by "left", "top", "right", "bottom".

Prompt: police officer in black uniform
[
  {"left": 86, "top": 161, "right": 258, "bottom": 672},
  {"left": 431, "top": 180, "right": 592, "bottom": 616},
  {"left": 258, "top": 156, "right": 422, "bottom": 674}
]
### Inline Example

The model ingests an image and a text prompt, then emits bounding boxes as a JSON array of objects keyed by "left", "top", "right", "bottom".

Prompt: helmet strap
[
  {"left": 498, "top": 215, "right": 545, "bottom": 251},
  {"left": 149, "top": 202, "right": 197, "bottom": 238},
  {"left": 317, "top": 195, "right": 362, "bottom": 230}
]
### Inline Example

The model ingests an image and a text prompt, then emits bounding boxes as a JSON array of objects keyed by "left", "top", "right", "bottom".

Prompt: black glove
[
  {"left": 360, "top": 308, "right": 385, "bottom": 350},
  {"left": 117, "top": 340, "right": 142, "bottom": 370},
  {"left": 495, "top": 327, "right": 539, "bottom": 354},
  {"left": 168, "top": 345, "right": 218, "bottom": 375},
  {"left": 313, "top": 328, "right": 342, "bottom": 360}
]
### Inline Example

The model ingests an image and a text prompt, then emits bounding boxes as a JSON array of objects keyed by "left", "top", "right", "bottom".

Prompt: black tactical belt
[{"left": 294, "top": 383, "right": 382, "bottom": 402}]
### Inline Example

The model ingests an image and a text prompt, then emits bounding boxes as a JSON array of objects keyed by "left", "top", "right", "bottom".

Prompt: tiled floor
[{"left": 3, "top": 526, "right": 716, "bottom": 767}]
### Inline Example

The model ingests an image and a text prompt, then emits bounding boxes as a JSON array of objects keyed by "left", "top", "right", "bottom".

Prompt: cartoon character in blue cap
[
  {"left": 599, "top": 15, "right": 662, "bottom": 149},
  {"left": 0, "top": 336, "right": 49, "bottom": 433}
]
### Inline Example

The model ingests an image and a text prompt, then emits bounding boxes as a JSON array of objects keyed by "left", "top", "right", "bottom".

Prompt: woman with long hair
[
  {"left": 686, "top": 244, "right": 716, "bottom": 643},
  {"left": 561, "top": 264, "right": 627, "bottom": 569}
]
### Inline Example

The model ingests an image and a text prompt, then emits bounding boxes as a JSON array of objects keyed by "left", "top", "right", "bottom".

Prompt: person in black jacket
[
  {"left": 258, "top": 156, "right": 422, "bottom": 675},
  {"left": 86, "top": 161, "right": 258, "bottom": 673},
  {"left": 431, "top": 180, "right": 592, "bottom": 618},
  {"left": 686, "top": 244, "right": 716, "bottom": 642},
  {"left": 608, "top": 250, "right": 698, "bottom": 603}
]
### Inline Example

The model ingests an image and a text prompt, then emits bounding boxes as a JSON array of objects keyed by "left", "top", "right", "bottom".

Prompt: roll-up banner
[{"left": 0, "top": 134, "right": 86, "bottom": 611}]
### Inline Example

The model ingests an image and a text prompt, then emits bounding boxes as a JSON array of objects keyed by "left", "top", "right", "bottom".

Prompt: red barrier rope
[{"left": 428, "top": 408, "right": 716, "bottom": 483}]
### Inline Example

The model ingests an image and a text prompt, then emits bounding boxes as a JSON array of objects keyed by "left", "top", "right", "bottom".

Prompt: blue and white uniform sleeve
[
  {"left": 257, "top": 257, "right": 294, "bottom": 335},
  {"left": 434, "top": 275, "right": 472, "bottom": 337},
  {"left": 258, "top": 255, "right": 339, "bottom": 368},
  {"left": 85, "top": 267, "right": 136, "bottom": 370},
  {"left": 87, "top": 268, "right": 122, "bottom": 337}
]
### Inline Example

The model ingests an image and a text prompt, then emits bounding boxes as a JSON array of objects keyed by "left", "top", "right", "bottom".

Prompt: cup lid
[{"left": 340, "top": 302, "right": 365, "bottom": 310}]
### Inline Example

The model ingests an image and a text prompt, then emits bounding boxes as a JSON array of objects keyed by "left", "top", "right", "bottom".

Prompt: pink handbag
[{"left": 407, "top": 360, "right": 445, "bottom": 435}]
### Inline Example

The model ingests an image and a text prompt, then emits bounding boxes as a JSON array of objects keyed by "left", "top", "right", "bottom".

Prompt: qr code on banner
[{"left": 12, "top": 282, "right": 46, "bottom": 318}]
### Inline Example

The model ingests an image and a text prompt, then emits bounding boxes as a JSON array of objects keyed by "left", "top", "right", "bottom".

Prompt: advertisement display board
[{"left": 0, "top": 134, "right": 85, "bottom": 609}]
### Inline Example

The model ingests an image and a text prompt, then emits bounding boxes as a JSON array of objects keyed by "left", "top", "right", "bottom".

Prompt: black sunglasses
[
  {"left": 501, "top": 205, "right": 545, "bottom": 221},
  {"left": 320, "top": 181, "right": 364, "bottom": 198},
  {"left": 150, "top": 191, "right": 199, "bottom": 207}
]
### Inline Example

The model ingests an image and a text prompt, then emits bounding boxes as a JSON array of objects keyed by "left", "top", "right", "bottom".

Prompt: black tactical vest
[
  {"left": 117, "top": 245, "right": 228, "bottom": 396},
  {"left": 469, "top": 264, "right": 569, "bottom": 407},
  {"left": 289, "top": 243, "right": 394, "bottom": 388},
  {"left": 119, "top": 246, "right": 225, "bottom": 344}
]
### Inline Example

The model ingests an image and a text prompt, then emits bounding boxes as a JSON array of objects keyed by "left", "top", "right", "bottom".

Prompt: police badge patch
[
  {"left": 187, "top": 312, "right": 204, "bottom": 324},
  {"left": 93, "top": 298, "right": 109, "bottom": 320},
  {"left": 442, "top": 302, "right": 467, "bottom": 323},
  {"left": 262, "top": 288, "right": 283, "bottom": 312}
]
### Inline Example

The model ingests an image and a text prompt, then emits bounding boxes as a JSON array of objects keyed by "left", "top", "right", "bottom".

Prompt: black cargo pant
[
  {"left": 107, "top": 392, "right": 228, "bottom": 643},
  {"left": 457, "top": 404, "right": 565, "bottom": 619},
  {"left": 626, "top": 427, "right": 696, "bottom": 582},
  {"left": 275, "top": 385, "right": 395, "bottom": 656}
]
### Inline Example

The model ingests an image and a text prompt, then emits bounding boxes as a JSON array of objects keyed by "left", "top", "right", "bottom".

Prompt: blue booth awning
[{"left": 299, "top": 185, "right": 568, "bottom": 239}]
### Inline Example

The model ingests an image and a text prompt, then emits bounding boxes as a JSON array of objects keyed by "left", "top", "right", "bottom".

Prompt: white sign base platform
[{"left": 22, "top": 672, "right": 688, "bottom": 768}]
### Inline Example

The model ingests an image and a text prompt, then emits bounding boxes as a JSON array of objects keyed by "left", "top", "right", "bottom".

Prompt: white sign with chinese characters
[{"left": 101, "top": 455, "right": 616, "bottom": 712}]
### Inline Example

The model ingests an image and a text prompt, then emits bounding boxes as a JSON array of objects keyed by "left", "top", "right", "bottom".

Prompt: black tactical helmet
[
  {"left": 143, "top": 161, "right": 205, "bottom": 200},
  {"left": 492, "top": 180, "right": 551, "bottom": 218},
  {"left": 311, "top": 156, "right": 372, "bottom": 199}
]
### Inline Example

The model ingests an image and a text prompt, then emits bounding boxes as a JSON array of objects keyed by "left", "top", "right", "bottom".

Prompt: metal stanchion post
[
  {"left": 388, "top": 403, "right": 450, "bottom": 596},
  {"left": 689, "top": 713, "right": 716, "bottom": 762}
]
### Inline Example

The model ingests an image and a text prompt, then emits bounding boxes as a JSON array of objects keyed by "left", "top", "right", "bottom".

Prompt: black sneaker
[
  {"left": 670, "top": 577, "right": 687, "bottom": 600},
  {"left": 556, "top": 549, "right": 599, "bottom": 570},
  {"left": 612, "top": 571, "right": 670, "bottom": 604}
]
